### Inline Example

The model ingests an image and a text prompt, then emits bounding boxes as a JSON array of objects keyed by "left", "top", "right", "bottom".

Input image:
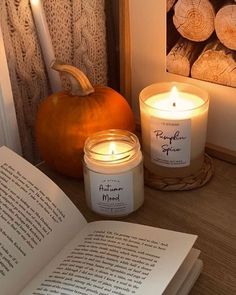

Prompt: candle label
[
  {"left": 89, "top": 171, "right": 133, "bottom": 216},
  {"left": 150, "top": 117, "right": 191, "bottom": 167}
]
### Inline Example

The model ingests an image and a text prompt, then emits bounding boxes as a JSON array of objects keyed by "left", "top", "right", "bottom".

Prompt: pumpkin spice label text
[
  {"left": 89, "top": 172, "right": 134, "bottom": 216},
  {"left": 150, "top": 117, "right": 191, "bottom": 167}
]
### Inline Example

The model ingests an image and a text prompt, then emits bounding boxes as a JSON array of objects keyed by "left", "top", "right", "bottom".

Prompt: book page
[
  {"left": 163, "top": 248, "right": 200, "bottom": 295},
  {"left": 176, "top": 259, "right": 203, "bottom": 295},
  {"left": 19, "top": 220, "right": 197, "bottom": 295},
  {"left": 0, "top": 146, "right": 87, "bottom": 295}
]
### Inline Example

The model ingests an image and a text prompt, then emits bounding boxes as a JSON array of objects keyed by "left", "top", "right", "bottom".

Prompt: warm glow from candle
[
  {"left": 90, "top": 141, "right": 133, "bottom": 163},
  {"left": 145, "top": 88, "right": 204, "bottom": 115}
]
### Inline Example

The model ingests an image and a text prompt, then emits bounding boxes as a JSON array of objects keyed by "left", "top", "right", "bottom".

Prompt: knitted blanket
[{"left": 0, "top": 0, "right": 107, "bottom": 163}]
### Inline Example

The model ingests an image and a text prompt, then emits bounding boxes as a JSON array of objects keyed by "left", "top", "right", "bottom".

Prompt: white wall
[{"left": 129, "top": 0, "right": 236, "bottom": 152}]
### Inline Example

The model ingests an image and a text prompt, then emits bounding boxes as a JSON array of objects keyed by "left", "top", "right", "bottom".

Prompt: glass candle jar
[
  {"left": 139, "top": 82, "right": 209, "bottom": 178},
  {"left": 83, "top": 129, "right": 144, "bottom": 217}
]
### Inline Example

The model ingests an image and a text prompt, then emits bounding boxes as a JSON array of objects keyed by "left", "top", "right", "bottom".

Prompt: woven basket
[{"left": 144, "top": 154, "right": 214, "bottom": 191}]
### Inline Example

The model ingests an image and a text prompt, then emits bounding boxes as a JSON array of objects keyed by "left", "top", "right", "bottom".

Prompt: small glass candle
[
  {"left": 139, "top": 82, "right": 209, "bottom": 178},
  {"left": 83, "top": 129, "right": 144, "bottom": 217}
]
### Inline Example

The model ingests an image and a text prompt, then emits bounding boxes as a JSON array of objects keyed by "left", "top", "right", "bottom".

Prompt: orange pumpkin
[{"left": 35, "top": 61, "right": 135, "bottom": 178}]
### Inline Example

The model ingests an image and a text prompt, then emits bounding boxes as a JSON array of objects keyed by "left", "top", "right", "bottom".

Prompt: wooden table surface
[{"left": 39, "top": 157, "right": 236, "bottom": 295}]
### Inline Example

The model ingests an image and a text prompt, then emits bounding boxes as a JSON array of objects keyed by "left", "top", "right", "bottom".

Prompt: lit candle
[
  {"left": 83, "top": 129, "right": 144, "bottom": 216},
  {"left": 139, "top": 82, "right": 209, "bottom": 178},
  {"left": 30, "top": 0, "right": 61, "bottom": 92}
]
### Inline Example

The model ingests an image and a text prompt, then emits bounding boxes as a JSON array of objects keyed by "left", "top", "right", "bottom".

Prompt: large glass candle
[
  {"left": 139, "top": 82, "right": 209, "bottom": 178},
  {"left": 83, "top": 129, "right": 144, "bottom": 216}
]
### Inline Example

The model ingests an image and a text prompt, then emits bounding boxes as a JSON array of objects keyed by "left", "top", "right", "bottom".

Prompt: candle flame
[
  {"left": 170, "top": 86, "right": 179, "bottom": 108},
  {"left": 109, "top": 142, "right": 116, "bottom": 155}
]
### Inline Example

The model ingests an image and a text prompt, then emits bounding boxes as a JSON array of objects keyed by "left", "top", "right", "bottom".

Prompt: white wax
[
  {"left": 145, "top": 91, "right": 205, "bottom": 119},
  {"left": 30, "top": 0, "right": 61, "bottom": 92}
]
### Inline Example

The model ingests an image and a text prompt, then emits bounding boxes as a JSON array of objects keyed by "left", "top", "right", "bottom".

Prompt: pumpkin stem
[{"left": 51, "top": 60, "right": 95, "bottom": 96}]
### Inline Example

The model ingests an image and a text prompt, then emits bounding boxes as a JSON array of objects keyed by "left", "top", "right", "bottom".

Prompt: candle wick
[
  {"left": 173, "top": 102, "right": 176, "bottom": 107},
  {"left": 111, "top": 150, "right": 114, "bottom": 155}
]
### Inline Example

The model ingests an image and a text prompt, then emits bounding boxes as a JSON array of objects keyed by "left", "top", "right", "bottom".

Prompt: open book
[{"left": 0, "top": 146, "right": 203, "bottom": 295}]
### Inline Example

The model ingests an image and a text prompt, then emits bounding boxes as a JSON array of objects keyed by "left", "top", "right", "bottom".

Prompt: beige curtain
[{"left": 0, "top": 0, "right": 107, "bottom": 163}]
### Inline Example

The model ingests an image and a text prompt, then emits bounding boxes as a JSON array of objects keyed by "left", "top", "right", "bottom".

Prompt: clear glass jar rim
[
  {"left": 140, "top": 81, "right": 209, "bottom": 113},
  {"left": 84, "top": 129, "right": 141, "bottom": 163}
]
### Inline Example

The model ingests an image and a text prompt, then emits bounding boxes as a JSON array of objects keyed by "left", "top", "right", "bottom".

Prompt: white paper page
[
  {"left": 19, "top": 220, "right": 197, "bottom": 295},
  {"left": 176, "top": 259, "right": 203, "bottom": 295},
  {"left": 0, "top": 146, "right": 87, "bottom": 295},
  {"left": 163, "top": 248, "right": 200, "bottom": 295}
]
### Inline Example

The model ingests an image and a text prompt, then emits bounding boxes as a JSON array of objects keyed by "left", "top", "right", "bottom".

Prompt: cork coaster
[{"left": 144, "top": 154, "right": 214, "bottom": 191}]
